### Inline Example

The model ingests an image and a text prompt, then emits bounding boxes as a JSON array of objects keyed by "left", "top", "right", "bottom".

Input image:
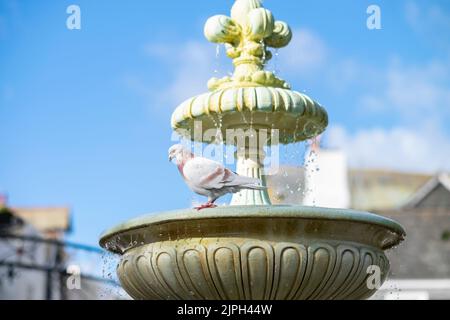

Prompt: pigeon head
[{"left": 168, "top": 144, "right": 192, "bottom": 164}]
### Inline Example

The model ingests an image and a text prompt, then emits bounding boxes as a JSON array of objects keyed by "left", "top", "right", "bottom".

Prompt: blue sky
[{"left": 1, "top": 0, "right": 449, "bottom": 246}]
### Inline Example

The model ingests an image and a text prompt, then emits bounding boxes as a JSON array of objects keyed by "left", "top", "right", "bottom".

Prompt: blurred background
[{"left": 0, "top": 0, "right": 449, "bottom": 299}]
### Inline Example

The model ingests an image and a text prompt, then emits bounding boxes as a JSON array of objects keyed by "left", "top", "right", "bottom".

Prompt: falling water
[
  {"left": 302, "top": 138, "right": 320, "bottom": 206},
  {"left": 265, "top": 134, "right": 310, "bottom": 204},
  {"left": 99, "top": 251, "right": 129, "bottom": 300},
  {"left": 214, "top": 44, "right": 221, "bottom": 75},
  {"left": 260, "top": 40, "right": 267, "bottom": 65},
  {"left": 273, "top": 49, "right": 279, "bottom": 75},
  {"left": 216, "top": 113, "right": 224, "bottom": 144}
]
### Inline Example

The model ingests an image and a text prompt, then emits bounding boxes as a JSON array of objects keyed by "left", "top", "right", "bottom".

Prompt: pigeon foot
[{"left": 195, "top": 202, "right": 217, "bottom": 211}]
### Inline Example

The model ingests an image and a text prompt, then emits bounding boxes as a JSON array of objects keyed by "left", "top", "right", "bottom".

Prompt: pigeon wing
[
  {"left": 184, "top": 157, "right": 262, "bottom": 191},
  {"left": 183, "top": 157, "right": 229, "bottom": 189}
]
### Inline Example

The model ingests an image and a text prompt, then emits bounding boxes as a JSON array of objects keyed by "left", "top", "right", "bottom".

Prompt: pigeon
[{"left": 168, "top": 144, "right": 265, "bottom": 210}]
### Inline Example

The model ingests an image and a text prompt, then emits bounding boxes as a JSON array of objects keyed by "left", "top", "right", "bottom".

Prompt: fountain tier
[
  {"left": 100, "top": 206, "right": 404, "bottom": 300},
  {"left": 172, "top": 86, "right": 328, "bottom": 144}
]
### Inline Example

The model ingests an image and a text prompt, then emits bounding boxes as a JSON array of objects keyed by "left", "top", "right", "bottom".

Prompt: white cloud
[
  {"left": 127, "top": 41, "right": 219, "bottom": 110},
  {"left": 133, "top": 29, "right": 327, "bottom": 108},
  {"left": 406, "top": 1, "right": 450, "bottom": 33},
  {"left": 324, "top": 54, "right": 450, "bottom": 174},
  {"left": 325, "top": 59, "right": 382, "bottom": 95},
  {"left": 277, "top": 29, "right": 328, "bottom": 73},
  {"left": 405, "top": 1, "right": 450, "bottom": 50},
  {"left": 273, "top": 25, "right": 450, "bottom": 174},
  {"left": 134, "top": 30, "right": 327, "bottom": 108},
  {"left": 326, "top": 124, "right": 450, "bottom": 173},
  {"left": 160, "top": 41, "right": 217, "bottom": 104},
  {"left": 387, "top": 62, "right": 450, "bottom": 112},
  {"left": 359, "top": 60, "right": 450, "bottom": 124}
]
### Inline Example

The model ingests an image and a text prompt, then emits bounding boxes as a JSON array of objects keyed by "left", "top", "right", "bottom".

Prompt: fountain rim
[{"left": 99, "top": 205, "right": 405, "bottom": 250}]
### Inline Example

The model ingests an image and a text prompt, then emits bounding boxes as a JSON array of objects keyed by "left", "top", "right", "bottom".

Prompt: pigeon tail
[
  {"left": 231, "top": 175, "right": 266, "bottom": 190},
  {"left": 240, "top": 183, "right": 267, "bottom": 190},
  {"left": 231, "top": 175, "right": 261, "bottom": 186}
]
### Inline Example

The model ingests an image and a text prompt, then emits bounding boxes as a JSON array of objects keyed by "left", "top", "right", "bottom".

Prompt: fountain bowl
[{"left": 99, "top": 205, "right": 405, "bottom": 300}]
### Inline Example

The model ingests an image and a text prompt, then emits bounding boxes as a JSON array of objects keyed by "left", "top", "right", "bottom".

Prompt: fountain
[{"left": 100, "top": 0, "right": 405, "bottom": 300}]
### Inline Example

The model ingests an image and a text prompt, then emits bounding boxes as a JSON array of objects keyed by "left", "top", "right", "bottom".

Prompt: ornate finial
[{"left": 204, "top": 0, "right": 292, "bottom": 91}]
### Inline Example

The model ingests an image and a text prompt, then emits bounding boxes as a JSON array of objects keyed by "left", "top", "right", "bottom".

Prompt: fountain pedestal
[
  {"left": 230, "top": 144, "right": 271, "bottom": 205},
  {"left": 100, "top": 0, "right": 405, "bottom": 300}
]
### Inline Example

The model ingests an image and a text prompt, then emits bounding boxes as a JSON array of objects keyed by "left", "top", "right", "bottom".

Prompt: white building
[{"left": 303, "top": 145, "right": 351, "bottom": 209}]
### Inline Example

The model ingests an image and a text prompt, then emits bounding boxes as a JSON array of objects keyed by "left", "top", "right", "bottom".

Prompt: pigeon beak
[{"left": 168, "top": 155, "right": 173, "bottom": 162}]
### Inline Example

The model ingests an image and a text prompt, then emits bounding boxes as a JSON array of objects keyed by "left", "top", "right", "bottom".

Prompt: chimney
[
  {"left": 310, "top": 135, "right": 322, "bottom": 154},
  {"left": 0, "top": 194, "right": 7, "bottom": 208}
]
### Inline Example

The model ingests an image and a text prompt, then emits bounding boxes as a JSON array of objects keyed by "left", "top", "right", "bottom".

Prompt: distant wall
[{"left": 379, "top": 208, "right": 450, "bottom": 279}]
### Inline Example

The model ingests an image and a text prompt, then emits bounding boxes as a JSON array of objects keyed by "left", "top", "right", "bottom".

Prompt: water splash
[
  {"left": 214, "top": 44, "right": 221, "bottom": 75},
  {"left": 260, "top": 40, "right": 267, "bottom": 65},
  {"left": 302, "top": 139, "right": 319, "bottom": 206},
  {"left": 273, "top": 49, "right": 279, "bottom": 75},
  {"left": 99, "top": 251, "right": 129, "bottom": 300}
]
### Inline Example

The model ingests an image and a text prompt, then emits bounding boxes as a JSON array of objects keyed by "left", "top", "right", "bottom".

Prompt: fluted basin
[
  {"left": 99, "top": 206, "right": 405, "bottom": 300},
  {"left": 171, "top": 86, "right": 328, "bottom": 144}
]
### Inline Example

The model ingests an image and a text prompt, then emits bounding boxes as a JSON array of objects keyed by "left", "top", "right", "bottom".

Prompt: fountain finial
[{"left": 204, "top": 0, "right": 292, "bottom": 90}]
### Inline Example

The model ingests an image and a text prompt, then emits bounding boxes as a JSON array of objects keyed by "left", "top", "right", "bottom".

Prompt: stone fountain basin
[{"left": 99, "top": 205, "right": 405, "bottom": 300}]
